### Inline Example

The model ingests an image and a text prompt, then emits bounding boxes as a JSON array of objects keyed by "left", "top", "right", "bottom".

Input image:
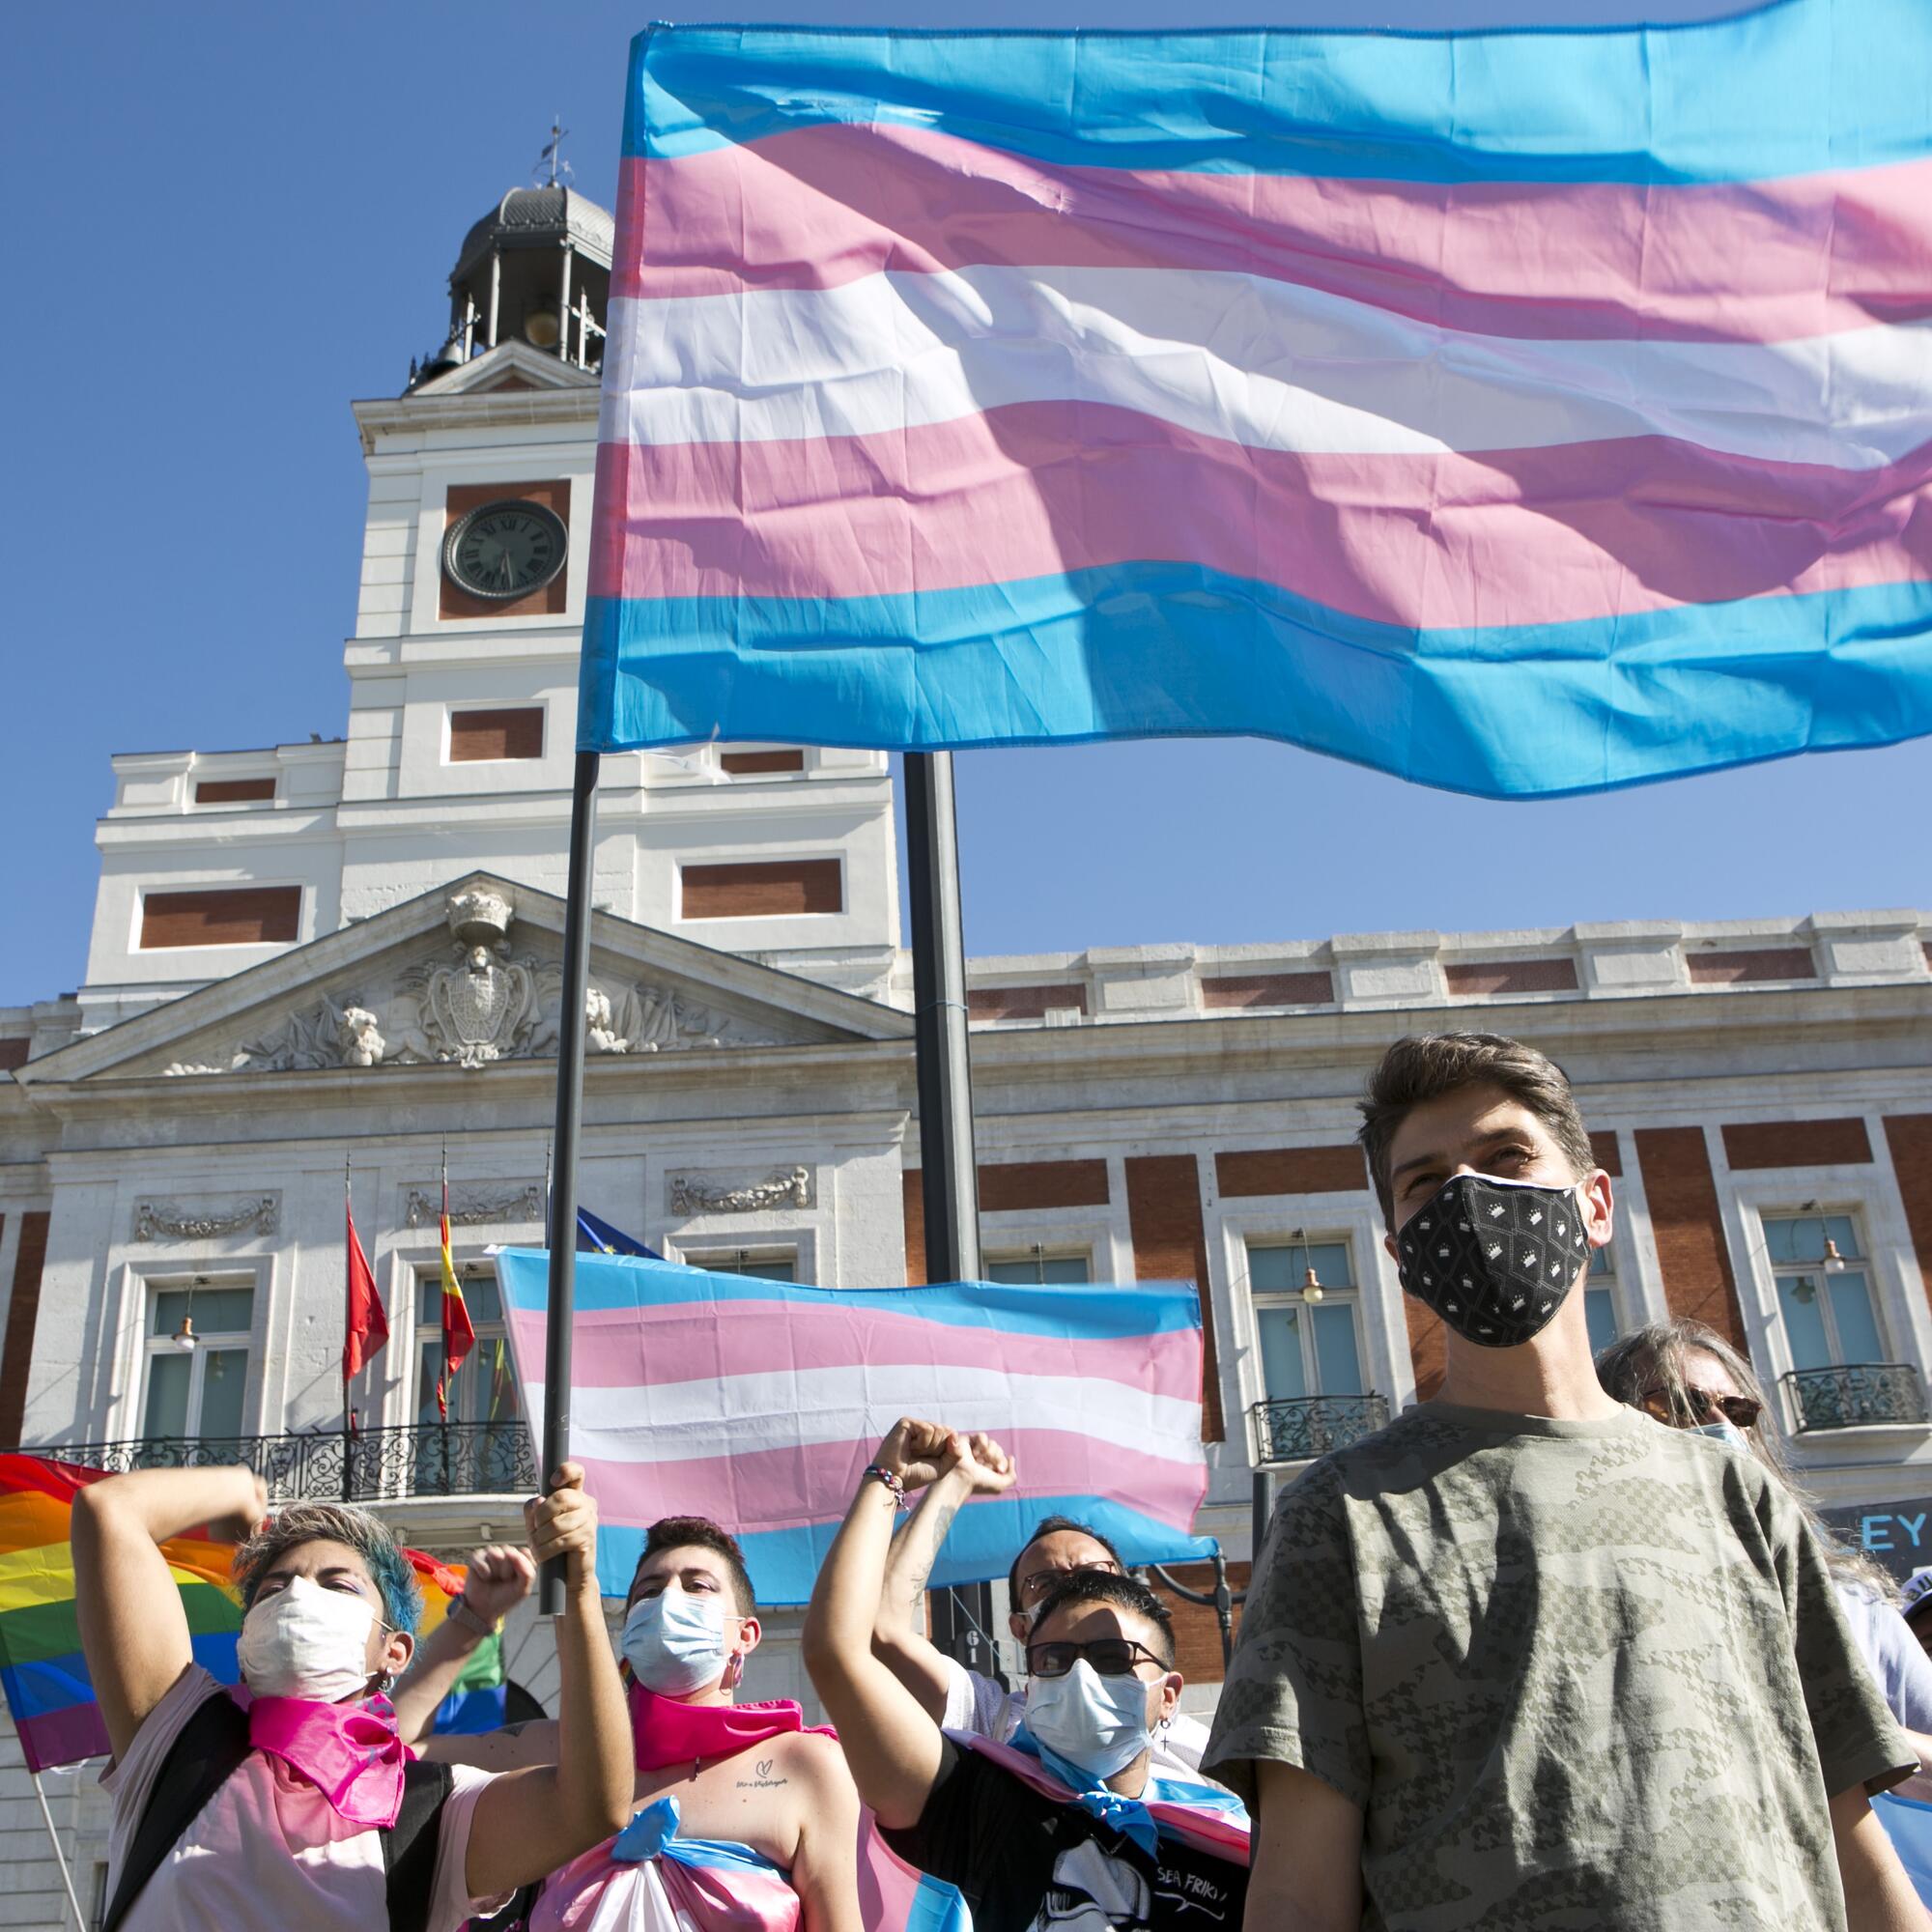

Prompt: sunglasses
[
  {"left": 1016, "top": 1559, "right": 1120, "bottom": 1606},
  {"left": 1638, "top": 1385, "right": 1762, "bottom": 1431},
  {"left": 1025, "top": 1636, "right": 1166, "bottom": 1679}
]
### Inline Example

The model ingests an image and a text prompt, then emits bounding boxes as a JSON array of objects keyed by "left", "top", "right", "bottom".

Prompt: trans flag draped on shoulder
[
  {"left": 581, "top": 0, "right": 1932, "bottom": 797},
  {"left": 495, "top": 1251, "right": 1214, "bottom": 1605}
]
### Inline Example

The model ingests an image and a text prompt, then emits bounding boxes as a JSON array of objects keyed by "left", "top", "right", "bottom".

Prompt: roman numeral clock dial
[{"left": 440, "top": 497, "right": 569, "bottom": 602}]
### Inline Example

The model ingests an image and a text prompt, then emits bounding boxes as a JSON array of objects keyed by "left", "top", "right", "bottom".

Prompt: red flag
[
  {"left": 437, "top": 1173, "right": 476, "bottom": 1417},
  {"left": 343, "top": 1194, "right": 389, "bottom": 1381}
]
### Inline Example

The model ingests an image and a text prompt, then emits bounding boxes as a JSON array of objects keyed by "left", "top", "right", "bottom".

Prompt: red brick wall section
[
  {"left": 969, "top": 983, "right": 1088, "bottom": 1020},
  {"left": 449, "top": 706, "right": 544, "bottom": 762},
  {"left": 0, "top": 1040, "right": 27, "bottom": 1072},
  {"left": 1200, "top": 972, "right": 1332, "bottom": 1009},
  {"left": 902, "top": 1170, "right": 926, "bottom": 1287},
  {"left": 0, "top": 1212, "right": 46, "bottom": 1447},
  {"left": 1589, "top": 1131, "right": 1622, "bottom": 1177},
  {"left": 1443, "top": 957, "right": 1579, "bottom": 997},
  {"left": 1720, "top": 1118, "right": 1874, "bottom": 1170},
  {"left": 682, "top": 860, "right": 842, "bottom": 919},
  {"left": 720, "top": 750, "right": 806, "bottom": 776},
  {"left": 1687, "top": 947, "right": 1816, "bottom": 985},
  {"left": 194, "top": 777, "right": 276, "bottom": 804},
  {"left": 978, "top": 1161, "right": 1110, "bottom": 1213},
  {"left": 1125, "top": 1155, "right": 1223, "bottom": 1442},
  {"left": 1214, "top": 1147, "right": 1368, "bottom": 1197},
  {"left": 1632, "top": 1127, "right": 1747, "bottom": 1349},
  {"left": 440, "top": 479, "right": 571, "bottom": 620},
  {"left": 1150, "top": 1560, "right": 1250, "bottom": 1686},
  {"left": 140, "top": 886, "right": 301, "bottom": 950},
  {"left": 1886, "top": 1117, "right": 1932, "bottom": 1312}
]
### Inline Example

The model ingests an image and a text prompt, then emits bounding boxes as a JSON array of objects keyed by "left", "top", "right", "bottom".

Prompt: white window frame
[
  {"left": 982, "top": 1244, "right": 1094, "bottom": 1285},
  {"left": 137, "top": 1272, "right": 258, "bottom": 1442},
  {"left": 408, "top": 1254, "right": 521, "bottom": 1424},
  {"left": 1241, "top": 1236, "right": 1368, "bottom": 1404},
  {"left": 1757, "top": 1208, "right": 1890, "bottom": 1369},
  {"left": 673, "top": 1244, "right": 805, "bottom": 1282}
]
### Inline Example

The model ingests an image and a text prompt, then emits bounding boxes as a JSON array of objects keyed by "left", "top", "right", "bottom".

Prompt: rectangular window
[
  {"left": 414, "top": 1266, "right": 527, "bottom": 1492},
  {"left": 985, "top": 1251, "right": 1093, "bottom": 1286},
  {"left": 684, "top": 1250, "right": 799, "bottom": 1283},
  {"left": 193, "top": 778, "right": 276, "bottom": 805},
  {"left": 1248, "top": 1241, "right": 1363, "bottom": 1403},
  {"left": 142, "top": 1283, "right": 253, "bottom": 1445},
  {"left": 680, "top": 860, "right": 842, "bottom": 919},
  {"left": 1765, "top": 1212, "right": 1885, "bottom": 1370},
  {"left": 448, "top": 706, "right": 544, "bottom": 763},
  {"left": 1583, "top": 1243, "right": 1620, "bottom": 1358},
  {"left": 139, "top": 886, "right": 300, "bottom": 949},
  {"left": 719, "top": 749, "right": 806, "bottom": 776}
]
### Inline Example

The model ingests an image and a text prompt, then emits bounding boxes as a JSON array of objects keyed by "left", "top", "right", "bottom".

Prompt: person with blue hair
[{"left": 72, "top": 1463, "right": 633, "bottom": 1932}]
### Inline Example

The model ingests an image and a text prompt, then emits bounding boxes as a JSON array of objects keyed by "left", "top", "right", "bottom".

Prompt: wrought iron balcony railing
[
  {"left": 22, "top": 1421, "right": 538, "bottom": 1502},
  {"left": 1250, "top": 1392, "right": 1389, "bottom": 1466},
  {"left": 1781, "top": 1364, "right": 1929, "bottom": 1434}
]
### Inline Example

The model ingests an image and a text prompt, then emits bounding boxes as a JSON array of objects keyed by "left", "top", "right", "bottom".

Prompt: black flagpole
[
  {"left": 902, "top": 750, "right": 991, "bottom": 1669},
  {"left": 539, "top": 747, "right": 600, "bottom": 1613}
]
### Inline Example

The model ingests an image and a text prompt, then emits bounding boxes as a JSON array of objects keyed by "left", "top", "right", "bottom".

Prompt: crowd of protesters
[{"left": 68, "top": 1029, "right": 1932, "bottom": 1929}]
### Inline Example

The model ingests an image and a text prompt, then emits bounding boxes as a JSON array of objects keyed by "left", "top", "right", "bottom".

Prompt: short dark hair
[
  {"left": 1357, "top": 1031, "right": 1596, "bottom": 1227},
  {"left": 634, "top": 1516, "right": 756, "bottom": 1617},
  {"left": 1007, "top": 1515, "right": 1124, "bottom": 1605},
  {"left": 232, "top": 1502, "right": 422, "bottom": 1634},
  {"left": 1029, "top": 1569, "right": 1176, "bottom": 1669}
]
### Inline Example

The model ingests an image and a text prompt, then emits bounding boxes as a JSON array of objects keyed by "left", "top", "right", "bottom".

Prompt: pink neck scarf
[
  {"left": 627, "top": 1681, "right": 834, "bottom": 1773},
  {"left": 245, "top": 1691, "right": 412, "bottom": 1829}
]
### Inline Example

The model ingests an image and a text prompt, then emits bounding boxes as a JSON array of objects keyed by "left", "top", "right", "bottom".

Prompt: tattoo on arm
[{"left": 907, "top": 1503, "right": 958, "bottom": 1608}]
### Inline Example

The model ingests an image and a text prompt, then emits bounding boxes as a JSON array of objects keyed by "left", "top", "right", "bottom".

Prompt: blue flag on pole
[
  {"left": 576, "top": 1206, "right": 659, "bottom": 1259},
  {"left": 582, "top": 1, "right": 1932, "bottom": 796}
]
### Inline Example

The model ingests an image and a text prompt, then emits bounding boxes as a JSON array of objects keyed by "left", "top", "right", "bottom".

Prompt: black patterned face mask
[{"left": 1393, "top": 1173, "right": 1593, "bottom": 1349}]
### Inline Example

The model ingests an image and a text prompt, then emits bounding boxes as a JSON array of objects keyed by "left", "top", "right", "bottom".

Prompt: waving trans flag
[
  {"left": 496, "top": 1251, "right": 1214, "bottom": 1605},
  {"left": 579, "top": 0, "right": 1932, "bottom": 797}
]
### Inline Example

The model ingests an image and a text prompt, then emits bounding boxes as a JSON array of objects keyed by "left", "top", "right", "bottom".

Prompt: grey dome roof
[{"left": 453, "top": 185, "right": 615, "bottom": 279}]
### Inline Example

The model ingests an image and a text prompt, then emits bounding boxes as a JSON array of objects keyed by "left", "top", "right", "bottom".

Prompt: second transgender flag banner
[
  {"left": 582, "top": 0, "right": 1932, "bottom": 798},
  {"left": 495, "top": 1251, "right": 1215, "bottom": 1605}
]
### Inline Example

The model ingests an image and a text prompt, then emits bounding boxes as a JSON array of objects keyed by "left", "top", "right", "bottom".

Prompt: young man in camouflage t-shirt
[{"left": 1205, "top": 1032, "right": 1925, "bottom": 1931}]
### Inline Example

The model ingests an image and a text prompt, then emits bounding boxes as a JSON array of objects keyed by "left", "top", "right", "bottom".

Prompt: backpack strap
[
  {"left": 102, "top": 1690, "right": 252, "bottom": 1932},
  {"left": 382, "top": 1757, "right": 454, "bottom": 1932}
]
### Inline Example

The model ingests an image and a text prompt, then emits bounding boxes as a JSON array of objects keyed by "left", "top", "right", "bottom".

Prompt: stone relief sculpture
[
  {"left": 404, "top": 1183, "right": 545, "bottom": 1229},
  {"left": 159, "top": 889, "right": 784, "bottom": 1075},
  {"left": 668, "top": 1166, "right": 815, "bottom": 1214},
  {"left": 133, "top": 1195, "right": 279, "bottom": 1241}
]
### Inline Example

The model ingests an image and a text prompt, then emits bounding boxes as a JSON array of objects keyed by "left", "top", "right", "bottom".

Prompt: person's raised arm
[
  {"left": 1831, "top": 1786, "right": 1932, "bottom": 1932},
  {"left": 464, "top": 1465, "right": 634, "bottom": 1897},
  {"left": 1245, "top": 1759, "right": 1365, "bottom": 1932},
  {"left": 71, "top": 1464, "right": 266, "bottom": 1763},
  {"left": 872, "top": 1431, "right": 1012, "bottom": 1722},
  {"left": 390, "top": 1543, "right": 534, "bottom": 1747},
  {"left": 803, "top": 1419, "right": 974, "bottom": 1830}
]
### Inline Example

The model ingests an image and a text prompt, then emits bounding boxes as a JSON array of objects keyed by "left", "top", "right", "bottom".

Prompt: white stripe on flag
[{"left": 604, "top": 267, "right": 1932, "bottom": 469}]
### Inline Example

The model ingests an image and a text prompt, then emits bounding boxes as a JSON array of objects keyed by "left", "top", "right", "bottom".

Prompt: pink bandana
[
  {"left": 627, "top": 1681, "right": 834, "bottom": 1773},
  {"left": 244, "top": 1690, "right": 413, "bottom": 1828}
]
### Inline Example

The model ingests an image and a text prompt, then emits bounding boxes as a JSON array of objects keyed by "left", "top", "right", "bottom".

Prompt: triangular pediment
[
  {"left": 412, "top": 339, "right": 598, "bottom": 397},
  {"left": 20, "top": 874, "right": 910, "bottom": 1087}
]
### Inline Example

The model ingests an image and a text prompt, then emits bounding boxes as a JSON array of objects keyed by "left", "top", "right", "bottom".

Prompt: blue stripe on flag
[
  {"left": 495, "top": 1249, "right": 1202, "bottom": 1339},
  {"left": 597, "top": 1497, "right": 1217, "bottom": 1606},
  {"left": 580, "top": 575, "right": 1932, "bottom": 801},
  {"left": 629, "top": 5, "right": 1932, "bottom": 184},
  {"left": 1, "top": 1632, "right": 241, "bottom": 1721}
]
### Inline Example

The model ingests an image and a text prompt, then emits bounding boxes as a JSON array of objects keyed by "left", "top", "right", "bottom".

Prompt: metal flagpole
[
  {"left": 539, "top": 748, "right": 600, "bottom": 1613},
  {"left": 29, "top": 1771, "right": 83, "bottom": 1929},
  {"left": 902, "top": 751, "right": 991, "bottom": 1667},
  {"left": 342, "top": 1151, "right": 355, "bottom": 1505}
]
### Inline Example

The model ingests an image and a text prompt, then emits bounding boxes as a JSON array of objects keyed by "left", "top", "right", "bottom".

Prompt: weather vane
[{"left": 535, "top": 116, "right": 572, "bottom": 187}]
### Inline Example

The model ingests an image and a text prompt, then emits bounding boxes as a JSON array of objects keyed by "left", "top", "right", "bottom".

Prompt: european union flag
[{"left": 576, "top": 1206, "right": 659, "bottom": 1259}]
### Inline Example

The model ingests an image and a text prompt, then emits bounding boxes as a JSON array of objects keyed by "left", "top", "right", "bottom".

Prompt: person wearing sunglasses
[
  {"left": 1600, "top": 1318, "right": 1932, "bottom": 1784},
  {"left": 805, "top": 1417, "right": 1249, "bottom": 1931},
  {"left": 870, "top": 1433, "right": 1216, "bottom": 1779}
]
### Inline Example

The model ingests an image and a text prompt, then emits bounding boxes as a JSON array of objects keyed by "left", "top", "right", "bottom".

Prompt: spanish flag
[{"left": 437, "top": 1174, "right": 476, "bottom": 1419}]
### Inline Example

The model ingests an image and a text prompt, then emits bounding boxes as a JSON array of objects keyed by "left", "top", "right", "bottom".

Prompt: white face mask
[
  {"left": 1023, "top": 1660, "right": 1153, "bottom": 1778},
  {"left": 238, "top": 1574, "right": 383, "bottom": 1702},
  {"left": 1694, "top": 1416, "right": 1751, "bottom": 1454},
  {"left": 622, "top": 1585, "right": 731, "bottom": 1696}
]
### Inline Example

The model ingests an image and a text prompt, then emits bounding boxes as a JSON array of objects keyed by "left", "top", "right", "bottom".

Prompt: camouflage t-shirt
[{"left": 1204, "top": 1402, "right": 1913, "bottom": 1931}]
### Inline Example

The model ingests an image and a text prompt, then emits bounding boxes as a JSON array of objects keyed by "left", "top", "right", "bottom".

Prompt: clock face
[{"left": 441, "top": 498, "right": 569, "bottom": 602}]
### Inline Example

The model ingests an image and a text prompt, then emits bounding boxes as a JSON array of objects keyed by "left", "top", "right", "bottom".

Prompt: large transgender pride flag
[
  {"left": 494, "top": 1250, "right": 1214, "bottom": 1605},
  {"left": 580, "top": 0, "right": 1932, "bottom": 797}
]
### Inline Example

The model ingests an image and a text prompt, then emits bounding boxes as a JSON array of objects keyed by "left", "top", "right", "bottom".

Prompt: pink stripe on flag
[
  {"left": 592, "top": 412, "right": 1932, "bottom": 630},
  {"left": 621, "top": 130, "right": 1932, "bottom": 344},
  {"left": 576, "top": 1429, "right": 1206, "bottom": 1538},
  {"left": 506, "top": 1299, "right": 1200, "bottom": 1402}
]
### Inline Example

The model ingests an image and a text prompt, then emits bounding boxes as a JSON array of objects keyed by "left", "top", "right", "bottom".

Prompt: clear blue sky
[{"left": 6, "top": 0, "right": 1924, "bottom": 1007}]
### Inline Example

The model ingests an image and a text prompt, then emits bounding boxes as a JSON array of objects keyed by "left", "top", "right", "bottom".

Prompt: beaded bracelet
[{"left": 861, "top": 1464, "right": 909, "bottom": 1509}]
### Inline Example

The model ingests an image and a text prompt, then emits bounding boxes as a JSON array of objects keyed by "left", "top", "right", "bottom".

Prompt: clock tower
[{"left": 80, "top": 184, "right": 904, "bottom": 1027}]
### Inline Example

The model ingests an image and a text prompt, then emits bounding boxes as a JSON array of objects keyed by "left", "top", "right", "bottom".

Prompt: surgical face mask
[
  {"left": 1023, "top": 1660, "right": 1152, "bottom": 1779},
  {"left": 1394, "top": 1173, "right": 1593, "bottom": 1349},
  {"left": 1694, "top": 1417, "right": 1751, "bottom": 1454},
  {"left": 622, "top": 1586, "right": 730, "bottom": 1696},
  {"left": 238, "top": 1574, "right": 383, "bottom": 1702}
]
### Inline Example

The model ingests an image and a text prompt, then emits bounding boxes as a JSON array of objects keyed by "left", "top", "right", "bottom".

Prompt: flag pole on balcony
[{"left": 538, "top": 748, "right": 599, "bottom": 1614}]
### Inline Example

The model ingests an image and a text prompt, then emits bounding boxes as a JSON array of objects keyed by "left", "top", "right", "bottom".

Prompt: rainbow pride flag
[
  {"left": 0, "top": 1455, "right": 470, "bottom": 1771},
  {"left": 580, "top": 1, "right": 1932, "bottom": 798}
]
